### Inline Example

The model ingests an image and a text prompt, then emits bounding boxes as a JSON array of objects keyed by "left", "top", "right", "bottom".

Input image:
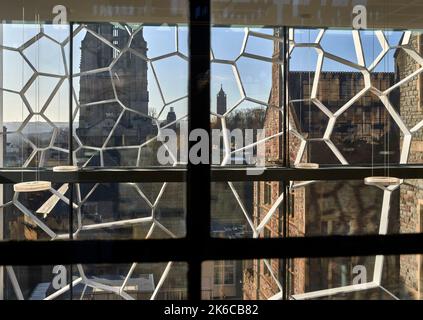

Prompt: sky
[{"left": 0, "top": 24, "right": 405, "bottom": 123}]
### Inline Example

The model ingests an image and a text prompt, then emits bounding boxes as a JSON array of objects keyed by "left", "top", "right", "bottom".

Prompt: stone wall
[{"left": 397, "top": 33, "right": 423, "bottom": 298}]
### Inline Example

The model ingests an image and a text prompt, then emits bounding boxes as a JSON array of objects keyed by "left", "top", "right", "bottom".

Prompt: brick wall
[{"left": 397, "top": 33, "right": 422, "bottom": 298}]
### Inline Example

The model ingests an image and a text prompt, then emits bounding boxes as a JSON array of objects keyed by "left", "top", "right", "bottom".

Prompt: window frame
[{"left": 0, "top": 0, "right": 422, "bottom": 301}]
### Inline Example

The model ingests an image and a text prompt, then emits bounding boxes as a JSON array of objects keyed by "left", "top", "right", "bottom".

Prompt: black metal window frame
[{"left": 1, "top": 0, "right": 423, "bottom": 301}]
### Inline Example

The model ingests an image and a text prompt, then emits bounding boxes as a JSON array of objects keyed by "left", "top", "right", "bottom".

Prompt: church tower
[{"left": 217, "top": 85, "right": 227, "bottom": 115}]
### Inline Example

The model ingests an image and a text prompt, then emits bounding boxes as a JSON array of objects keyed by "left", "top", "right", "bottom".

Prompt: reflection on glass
[
  {"left": 2, "top": 263, "right": 187, "bottom": 300},
  {"left": 72, "top": 23, "right": 188, "bottom": 167},
  {"left": 0, "top": 18, "right": 188, "bottom": 300},
  {"left": 0, "top": 22, "right": 189, "bottom": 169},
  {"left": 206, "top": 256, "right": 422, "bottom": 300}
]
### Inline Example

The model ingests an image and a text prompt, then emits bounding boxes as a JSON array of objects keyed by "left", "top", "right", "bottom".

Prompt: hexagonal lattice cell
[
  {"left": 211, "top": 182, "right": 255, "bottom": 238},
  {"left": 244, "top": 34, "right": 275, "bottom": 59},
  {"left": 290, "top": 47, "right": 320, "bottom": 75},
  {"left": 236, "top": 56, "right": 272, "bottom": 104},
  {"left": 303, "top": 180, "right": 384, "bottom": 236},
  {"left": 23, "top": 36, "right": 66, "bottom": 76},
  {"left": 305, "top": 140, "right": 346, "bottom": 165},
  {"left": 1, "top": 49, "right": 34, "bottom": 92},
  {"left": 158, "top": 97, "right": 187, "bottom": 123},
  {"left": 24, "top": 76, "right": 62, "bottom": 113},
  {"left": 69, "top": 26, "right": 119, "bottom": 73},
  {"left": 105, "top": 111, "right": 158, "bottom": 148},
  {"left": 332, "top": 92, "right": 401, "bottom": 165},
  {"left": 2, "top": 91, "right": 31, "bottom": 125},
  {"left": 2, "top": 24, "right": 40, "bottom": 49},
  {"left": 43, "top": 79, "right": 72, "bottom": 123},
  {"left": 293, "top": 28, "right": 323, "bottom": 44},
  {"left": 79, "top": 182, "right": 152, "bottom": 229},
  {"left": 75, "top": 102, "right": 123, "bottom": 148},
  {"left": 21, "top": 115, "right": 56, "bottom": 150},
  {"left": 42, "top": 25, "right": 70, "bottom": 43},
  {"left": 320, "top": 30, "right": 360, "bottom": 64},
  {"left": 211, "top": 27, "right": 245, "bottom": 61},
  {"left": 111, "top": 51, "right": 149, "bottom": 113},
  {"left": 224, "top": 100, "right": 268, "bottom": 131},
  {"left": 73, "top": 72, "right": 116, "bottom": 105},
  {"left": 211, "top": 63, "right": 243, "bottom": 115},
  {"left": 318, "top": 59, "right": 366, "bottom": 112},
  {"left": 142, "top": 25, "right": 177, "bottom": 58},
  {"left": 2, "top": 132, "right": 34, "bottom": 167},
  {"left": 289, "top": 100, "right": 329, "bottom": 139},
  {"left": 152, "top": 55, "right": 188, "bottom": 103}
]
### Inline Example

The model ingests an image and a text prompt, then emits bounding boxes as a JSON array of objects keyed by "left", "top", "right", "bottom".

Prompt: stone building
[
  {"left": 217, "top": 85, "right": 227, "bottom": 115},
  {"left": 76, "top": 23, "right": 153, "bottom": 165},
  {"left": 243, "top": 30, "right": 402, "bottom": 299},
  {"left": 395, "top": 33, "right": 423, "bottom": 299},
  {"left": 289, "top": 71, "right": 398, "bottom": 164}
]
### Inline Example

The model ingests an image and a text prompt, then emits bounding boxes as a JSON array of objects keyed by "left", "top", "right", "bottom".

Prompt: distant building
[
  {"left": 217, "top": 85, "right": 227, "bottom": 115},
  {"left": 76, "top": 23, "right": 152, "bottom": 165},
  {"left": 75, "top": 24, "right": 154, "bottom": 240},
  {"left": 165, "top": 107, "right": 177, "bottom": 130}
]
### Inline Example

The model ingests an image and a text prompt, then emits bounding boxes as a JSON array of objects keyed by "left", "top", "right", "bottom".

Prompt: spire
[
  {"left": 216, "top": 84, "right": 227, "bottom": 115},
  {"left": 218, "top": 84, "right": 226, "bottom": 96}
]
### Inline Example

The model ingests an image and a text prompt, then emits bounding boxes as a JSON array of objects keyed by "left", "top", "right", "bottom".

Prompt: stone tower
[{"left": 217, "top": 85, "right": 227, "bottom": 115}]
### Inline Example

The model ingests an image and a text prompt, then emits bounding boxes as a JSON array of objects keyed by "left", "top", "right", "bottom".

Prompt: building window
[
  {"left": 264, "top": 182, "right": 272, "bottom": 205},
  {"left": 213, "top": 260, "right": 235, "bottom": 285},
  {"left": 289, "top": 191, "right": 295, "bottom": 218}
]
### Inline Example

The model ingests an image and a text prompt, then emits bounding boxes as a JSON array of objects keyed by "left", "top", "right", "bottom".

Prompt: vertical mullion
[
  {"left": 187, "top": 0, "right": 211, "bottom": 300},
  {"left": 68, "top": 21, "right": 74, "bottom": 300},
  {"left": 0, "top": 22, "right": 3, "bottom": 301}
]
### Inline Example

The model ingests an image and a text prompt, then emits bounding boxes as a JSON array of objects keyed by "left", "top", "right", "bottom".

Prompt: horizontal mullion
[
  {"left": 0, "top": 168, "right": 187, "bottom": 184},
  {"left": 1, "top": 233, "right": 423, "bottom": 265},
  {"left": 211, "top": 165, "right": 423, "bottom": 181},
  {"left": 1, "top": 165, "right": 423, "bottom": 183}
]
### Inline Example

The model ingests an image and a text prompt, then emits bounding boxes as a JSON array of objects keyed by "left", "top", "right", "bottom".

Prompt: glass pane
[
  {"left": 72, "top": 22, "right": 188, "bottom": 168},
  {"left": 76, "top": 182, "right": 186, "bottom": 240},
  {"left": 289, "top": 255, "right": 421, "bottom": 300},
  {"left": 0, "top": 1, "right": 189, "bottom": 301},
  {"left": 1, "top": 22, "right": 71, "bottom": 168},
  {"left": 1, "top": 262, "right": 187, "bottom": 300},
  {"left": 1, "top": 265, "right": 72, "bottom": 300},
  {"left": 1, "top": 181, "right": 186, "bottom": 241},
  {"left": 288, "top": 28, "right": 423, "bottom": 166},
  {"left": 210, "top": 26, "right": 281, "bottom": 168},
  {"left": 205, "top": 256, "right": 423, "bottom": 300}
]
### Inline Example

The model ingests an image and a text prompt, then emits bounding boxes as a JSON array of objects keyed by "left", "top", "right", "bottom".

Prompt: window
[
  {"left": 264, "top": 182, "right": 272, "bottom": 205},
  {"left": 213, "top": 260, "right": 235, "bottom": 285},
  {"left": 1, "top": 0, "right": 423, "bottom": 303}
]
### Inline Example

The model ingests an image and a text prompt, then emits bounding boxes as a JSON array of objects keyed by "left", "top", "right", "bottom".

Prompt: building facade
[
  {"left": 396, "top": 33, "right": 423, "bottom": 299},
  {"left": 243, "top": 30, "right": 404, "bottom": 300}
]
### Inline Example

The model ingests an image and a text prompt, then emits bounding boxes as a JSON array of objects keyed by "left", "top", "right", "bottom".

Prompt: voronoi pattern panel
[
  {"left": 210, "top": 27, "right": 285, "bottom": 296},
  {"left": 1, "top": 23, "right": 188, "bottom": 300},
  {"left": 211, "top": 28, "right": 423, "bottom": 300},
  {"left": 274, "top": 29, "right": 421, "bottom": 300}
]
